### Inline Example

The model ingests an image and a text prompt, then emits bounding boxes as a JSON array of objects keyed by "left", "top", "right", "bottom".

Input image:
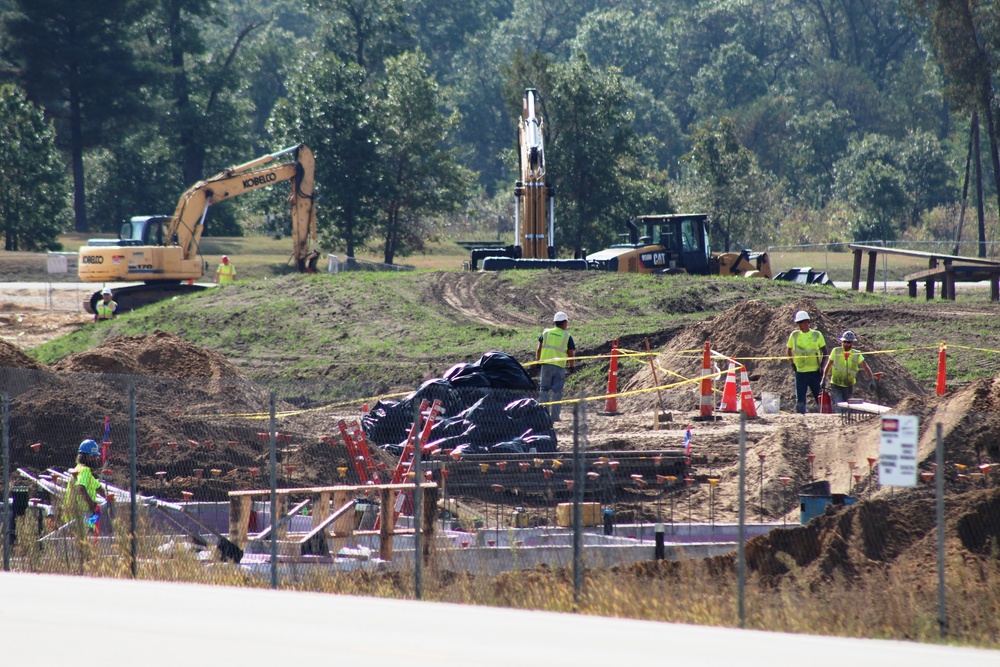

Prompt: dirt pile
[
  {"left": 620, "top": 298, "right": 926, "bottom": 413},
  {"left": 9, "top": 331, "right": 356, "bottom": 501},
  {"left": 0, "top": 339, "right": 46, "bottom": 371},
  {"left": 51, "top": 330, "right": 247, "bottom": 379},
  {"left": 742, "top": 487, "right": 1000, "bottom": 587}
]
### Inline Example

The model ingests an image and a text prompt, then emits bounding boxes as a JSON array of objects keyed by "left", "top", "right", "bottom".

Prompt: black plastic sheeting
[{"left": 362, "top": 352, "right": 557, "bottom": 455}]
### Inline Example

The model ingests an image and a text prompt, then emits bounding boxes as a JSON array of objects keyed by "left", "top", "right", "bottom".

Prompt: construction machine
[
  {"left": 78, "top": 144, "right": 320, "bottom": 314},
  {"left": 470, "top": 89, "right": 581, "bottom": 271},
  {"left": 585, "top": 214, "right": 772, "bottom": 278}
]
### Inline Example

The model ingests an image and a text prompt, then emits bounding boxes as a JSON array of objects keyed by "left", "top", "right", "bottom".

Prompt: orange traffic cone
[
  {"left": 719, "top": 361, "right": 738, "bottom": 412},
  {"left": 936, "top": 342, "right": 947, "bottom": 395},
  {"left": 739, "top": 367, "right": 757, "bottom": 418}
]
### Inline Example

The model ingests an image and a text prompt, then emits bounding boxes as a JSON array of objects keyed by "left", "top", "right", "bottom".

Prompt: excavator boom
[{"left": 78, "top": 144, "right": 319, "bottom": 313}]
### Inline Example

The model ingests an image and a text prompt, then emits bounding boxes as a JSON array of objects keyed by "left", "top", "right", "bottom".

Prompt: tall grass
[{"left": 11, "top": 510, "right": 1000, "bottom": 647}]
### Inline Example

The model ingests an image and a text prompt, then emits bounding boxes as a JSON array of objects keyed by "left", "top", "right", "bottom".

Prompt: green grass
[{"left": 27, "top": 267, "right": 1000, "bottom": 402}]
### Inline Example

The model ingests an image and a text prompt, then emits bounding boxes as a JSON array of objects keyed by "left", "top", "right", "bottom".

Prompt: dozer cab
[{"left": 586, "top": 214, "right": 772, "bottom": 278}]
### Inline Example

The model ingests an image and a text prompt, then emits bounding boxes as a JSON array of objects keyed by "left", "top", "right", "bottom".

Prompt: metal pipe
[
  {"left": 2, "top": 392, "right": 9, "bottom": 572},
  {"left": 572, "top": 393, "right": 586, "bottom": 610},
  {"left": 269, "top": 392, "right": 277, "bottom": 589},
  {"left": 936, "top": 422, "right": 947, "bottom": 638},
  {"left": 737, "top": 412, "right": 747, "bottom": 628},
  {"left": 129, "top": 380, "right": 137, "bottom": 578},
  {"left": 412, "top": 403, "right": 423, "bottom": 601}
]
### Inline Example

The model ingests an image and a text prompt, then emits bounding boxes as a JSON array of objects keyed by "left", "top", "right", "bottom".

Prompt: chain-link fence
[{"left": 2, "top": 365, "right": 999, "bottom": 644}]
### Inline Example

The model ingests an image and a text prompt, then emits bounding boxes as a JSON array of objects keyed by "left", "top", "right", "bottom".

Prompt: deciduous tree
[{"left": 0, "top": 85, "right": 69, "bottom": 251}]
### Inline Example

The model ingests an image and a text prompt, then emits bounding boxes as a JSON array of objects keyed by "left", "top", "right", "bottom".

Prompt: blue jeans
[
  {"left": 539, "top": 364, "right": 567, "bottom": 420},
  {"left": 794, "top": 370, "right": 822, "bottom": 414},
  {"left": 830, "top": 383, "right": 853, "bottom": 413}
]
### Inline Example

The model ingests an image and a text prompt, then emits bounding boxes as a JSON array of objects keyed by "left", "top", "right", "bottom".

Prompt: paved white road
[{"left": 0, "top": 572, "right": 995, "bottom": 665}]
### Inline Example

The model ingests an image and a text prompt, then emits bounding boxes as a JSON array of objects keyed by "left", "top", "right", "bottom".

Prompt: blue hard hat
[{"left": 79, "top": 439, "right": 100, "bottom": 456}]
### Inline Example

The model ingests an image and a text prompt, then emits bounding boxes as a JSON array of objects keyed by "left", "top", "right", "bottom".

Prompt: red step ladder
[
  {"left": 377, "top": 399, "right": 444, "bottom": 526},
  {"left": 338, "top": 419, "right": 381, "bottom": 484}
]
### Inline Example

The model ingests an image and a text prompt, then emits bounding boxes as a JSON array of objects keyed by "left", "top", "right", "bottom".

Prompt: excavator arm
[{"left": 170, "top": 144, "right": 319, "bottom": 271}]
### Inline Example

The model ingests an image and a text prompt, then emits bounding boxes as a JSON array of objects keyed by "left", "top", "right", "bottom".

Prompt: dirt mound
[
  {"left": 620, "top": 298, "right": 926, "bottom": 413},
  {"left": 52, "top": 330, "right": 247, "bottom": 379},
  {"left": 743, "top": 487, "right": 1000, "bottom": 587},
  {"left": 7, "top": 332, "right": 342, "bottom": 501},
  {"left": 0, "top": 339, "right": 47, "bottom": 370}
]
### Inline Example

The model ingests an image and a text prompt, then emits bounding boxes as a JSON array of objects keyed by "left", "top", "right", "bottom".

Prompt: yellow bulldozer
[{"left": 585, "top": 214, "right": 772, "bottom": 278}]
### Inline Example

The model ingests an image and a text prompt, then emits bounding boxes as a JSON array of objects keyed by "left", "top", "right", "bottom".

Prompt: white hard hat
[
  {"left": 553, "top": 311, "right": 568, "bottom": 323},
  {"left": 102, "top": 287, "right": 113, "bottom": 296},
  {"left": 793, "top": 310, "right": 810, "bottom": 323}
]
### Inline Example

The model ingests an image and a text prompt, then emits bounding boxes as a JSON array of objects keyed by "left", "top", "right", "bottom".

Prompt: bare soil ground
[{"left": 4, "top": 271, "right": 1000, "bottom": 588}]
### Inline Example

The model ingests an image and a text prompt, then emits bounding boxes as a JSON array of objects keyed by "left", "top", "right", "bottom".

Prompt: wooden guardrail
[
  {"left": 848, "top": 244, "right": 1000, "bottom": 300},
  {"left": 228, "top": 482, "right": 438, "bottom": 562}
]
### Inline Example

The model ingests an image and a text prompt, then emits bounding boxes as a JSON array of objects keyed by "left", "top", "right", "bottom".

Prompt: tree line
[{"left": 0, "top": 0, "right": 997, "bottom": 259}]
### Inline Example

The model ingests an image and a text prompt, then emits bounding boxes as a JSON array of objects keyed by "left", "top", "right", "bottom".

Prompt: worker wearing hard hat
[
  {"left": 536, "top": 311, "right": 575, "bottom": 421},
  {"left": 215, "top": 255, "right": 236, "bottom": 285},
  {"left": 94, "top": 287, "right": 117, "bottom": 323},
  {"left": 822, "top": 331, "right": 876, "bottom": 412},
  {"left": 64, "top": 439, "right": 105, "bottom": 533},
  {"left": 786, "top": 310, "right": 827, "bottom": 414}
]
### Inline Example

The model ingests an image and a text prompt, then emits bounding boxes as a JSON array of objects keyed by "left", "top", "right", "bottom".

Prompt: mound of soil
[
  {"left": 743, "top": 487, "right": 1000, "bottom": 587},
  {"left": 0, "top": 339, "right": 47, "bottom": 371},
  {"left": 620, "top": 298, "right": 926, "bottom": 413},
  {"left": 51, "top": 330, "right": 247, "bottom": 379},
  {"left": 9, "top": 331, "right": 358, "bottom": 501}
]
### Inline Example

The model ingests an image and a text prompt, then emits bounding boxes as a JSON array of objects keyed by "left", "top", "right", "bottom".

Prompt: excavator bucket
[{"left": 772, "top": 267, "right": 836, "bottom": 286}]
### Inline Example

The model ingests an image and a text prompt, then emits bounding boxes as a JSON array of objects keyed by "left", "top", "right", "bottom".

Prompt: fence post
[
  {"left": 737, "top": 411, "right": 747, "bottom": 628},
  {"left": 412, "top": 402, "right": 423, "bottom": 601},
  {"left": 269, "top": 391, "right": 277, "bottom": 590},
  {"left": 572, "top": 393, "right": 586, "bottom": 610},
  {"left": 936, "top": 422, "right": 947, "bottom": 638},
  {"left": 129, "top": 380, "right": 137, "bottom": 578},
  {"left": 2, "top": 392, "right": 9, "bottom": 572}
]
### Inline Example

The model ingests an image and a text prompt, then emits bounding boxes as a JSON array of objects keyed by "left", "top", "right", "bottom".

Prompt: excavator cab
[
  {"left": 118, "top": 216, "right": 172, "bottom": 246},
  {"left": 642, "top": 214, "right": 711, "bottom": 274}
]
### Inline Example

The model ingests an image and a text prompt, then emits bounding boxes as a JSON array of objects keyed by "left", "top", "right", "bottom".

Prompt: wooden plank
[
  {"left": 330, "top": 490, "right": 354, "bottom": 556},
  {"left": 312, "top": 492, "right": 330, "bottom": 528},
  {"left": 865, "top": 251, "right": 877, "bottom": 293},
  {"left": 254, "top": 498, "right": 309, "bottom": 542},
  {"left": 229, "top": 495, "right": 252, "bottom": 547},
  {"left": 848, "top": 244, "right": 1000, "bottom": 266},
  {"left": 851, "top": 249, "right": 862, "bottom": 291},
  {"left": 379, "top": 488, "right": 397, "bottom": 561},
  {"left": 927, "top": 257, "right": 937, "bottom": 300},
  {"left": 298, "top": 499, "right": 354, "bottom": 556},
  {"left": 229, "top": 482, "right": 436, "bottom": 498},
  {"left": 420, "top": 486, "right": 438, "bottom": 570}
]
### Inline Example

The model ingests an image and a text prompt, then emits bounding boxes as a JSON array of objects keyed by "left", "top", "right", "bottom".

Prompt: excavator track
[{"left": 84, "top": 282, "right": 210, "bottom": 315}]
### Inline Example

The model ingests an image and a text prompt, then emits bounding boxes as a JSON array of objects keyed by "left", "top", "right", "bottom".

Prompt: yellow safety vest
[
  {"left": 539, "top": 328, "right": 569, "bottom": 367},
  {"left": 217, "top": 263, "right": 236, "bottom": 284},
  {"left": 96, "top": 300, "right": 117, "bottom": 320},
  {"left": 63, "top": 465, "right": 100, "bottom": 523},
  {"left": 788, "top": 329, "right": 824, "bottom": 372},
  {"left": 830, "top": 347, "right": 864, "bottom": 386}
]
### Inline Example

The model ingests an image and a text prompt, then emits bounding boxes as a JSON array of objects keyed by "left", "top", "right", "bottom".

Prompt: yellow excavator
[
  {"left": 79, "top": 144, "right": 320, "bottom": 313},
  {"left": 470, "top": 89, "right": 581, "bottom": 271},
  {"left": 585, "top": 214, "right": 772, "bottom": 277}
]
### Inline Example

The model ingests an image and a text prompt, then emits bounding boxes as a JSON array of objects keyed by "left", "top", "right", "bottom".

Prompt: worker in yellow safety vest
[
  {"left": 215, "top": 255, "right": 236, "bottom": 285},
  {"left": 94, "top": 287, "right": 117, "bottom": 323},
  {"left": 786, "top": 310, "right": 827, "bottom": 414},
  {"left": 536, "top": 311, "right": 575, "bottom": 421},
  {"left": 63, "top": 439, "right": 105, "bottom": 535},
  {"left": 822, "top": 331, "right": 876, "bottom": 413}
]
